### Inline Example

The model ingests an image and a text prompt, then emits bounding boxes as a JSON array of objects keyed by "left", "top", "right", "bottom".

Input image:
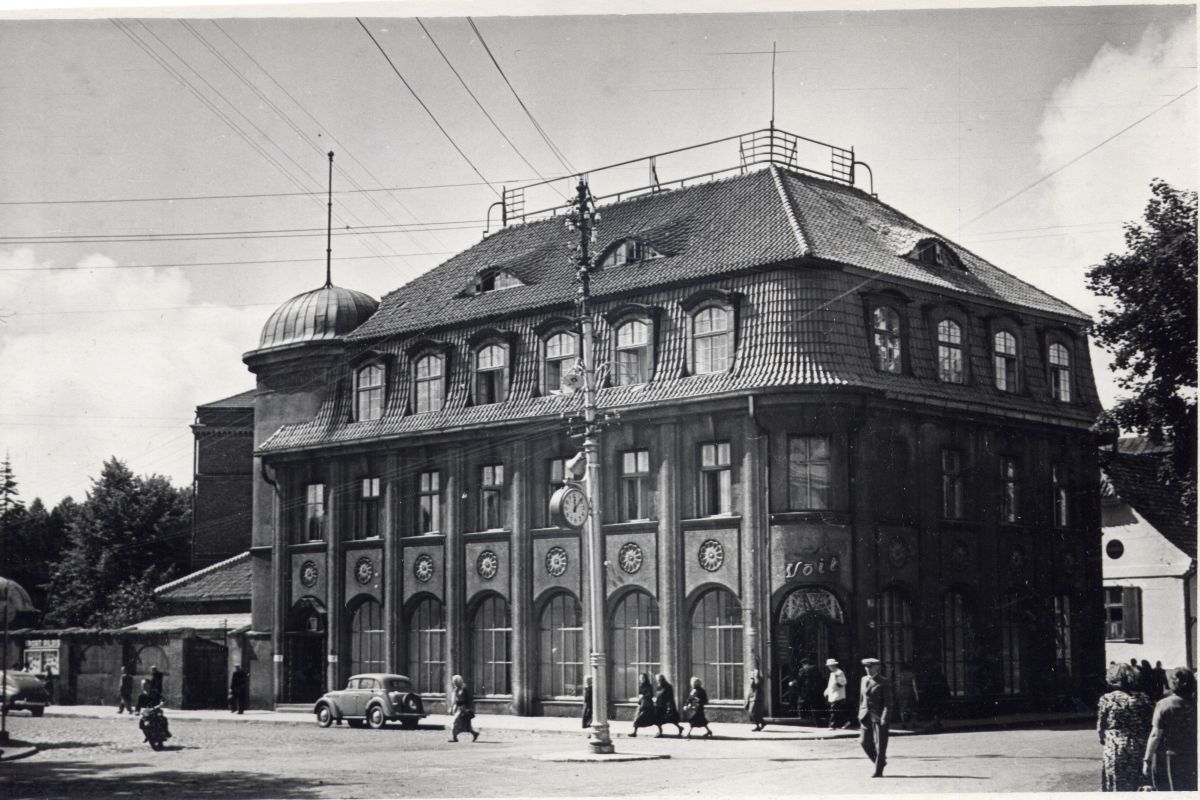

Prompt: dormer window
[
  {"left": 474, "top": 343, "right": 510, "bottom": 404},
  {"left": 414, "top": 353, "right": 445, "bottom": 414},
  {"left": 692, "top": 306, "right": 733, "bottom": 374},
  {"left": 601, "top": 239, "right": 662, "bottom": 268},
  {"left": 616, "top": 319, "right": 651, "bottom": 385},
  {"left": 1048, "top": 342, "right": 1072, "bottom": 402},
  {"left": 909, "top": 238, "right": 963, "bottom": 270},
  {"left": 355, "top": 364, "right": 384, "bottom": 421},
  {"left": 871, "top": 306, "right": 903, "bottom": 374},
  {"left": 936, "top": 319, "right": 965, "bottom": 384},
  {"left": 993, "top": 331, "right": 1019, "bottom": 392},
  {"left": 543, "top": 331, "right": 578, "bottom": 393},
  {"left": 474, "top": 269, "right": 523, "bottom": 294}
]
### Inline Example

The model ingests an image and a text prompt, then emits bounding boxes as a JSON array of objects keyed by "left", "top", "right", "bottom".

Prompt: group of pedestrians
[
  {"left": 629, "top": 672, "right": 713, "bottom": 738},
  {"left": 1097, "top": 662, "right": 1196, "bottom": 792},
  {"left": 116, "top": 664, "right": 164, "bottom": 714}
]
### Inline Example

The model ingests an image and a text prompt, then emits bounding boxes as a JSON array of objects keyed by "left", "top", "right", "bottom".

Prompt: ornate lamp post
[{"left": 549, "top": 179, "right": 614, "bottom": 754}]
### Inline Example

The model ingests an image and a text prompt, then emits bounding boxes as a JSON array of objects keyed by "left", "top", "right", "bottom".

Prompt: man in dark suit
[{"left": 858, "top": 657, "right": 893, "bottom": 777}]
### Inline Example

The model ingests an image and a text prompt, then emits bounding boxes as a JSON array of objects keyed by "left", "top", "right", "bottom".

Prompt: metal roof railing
[{"left": 487, "top": 126, "right": 859, "bottom": 232}]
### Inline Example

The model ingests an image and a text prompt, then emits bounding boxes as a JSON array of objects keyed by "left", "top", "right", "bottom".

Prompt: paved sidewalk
[{"left": 39, "top": 704, "right": 1091, "bottom": 741}]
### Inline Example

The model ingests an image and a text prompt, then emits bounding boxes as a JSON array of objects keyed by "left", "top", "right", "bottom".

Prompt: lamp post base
[
  {"left": 589, "top": 721, "right": 614, "bottom": 754},
  {"left": 589, "top": 740, "right": 615, "bottom": 755}
]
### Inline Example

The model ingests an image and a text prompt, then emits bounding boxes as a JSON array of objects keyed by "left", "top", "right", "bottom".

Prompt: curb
[{"left": 0, "top": 742, "right": 40, "bottom": 762}]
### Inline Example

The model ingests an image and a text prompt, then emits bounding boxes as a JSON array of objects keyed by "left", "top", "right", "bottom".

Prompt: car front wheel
[
  {"left": 316, "top": 705, "right": 334, "bottom": 728},
  {"left": 366, "top": 705, "right": 387, "bottom": 729}
]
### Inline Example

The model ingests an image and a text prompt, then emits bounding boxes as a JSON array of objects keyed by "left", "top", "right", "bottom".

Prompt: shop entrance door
[
  {"left": 285, "top": 600, "right": 327, "bottom": 704},
  {"left": 772, "top": 586, "right": 848, "bottom": 717}
]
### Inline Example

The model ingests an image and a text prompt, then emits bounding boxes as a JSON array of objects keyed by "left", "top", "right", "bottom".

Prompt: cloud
[
  {"left": 0, "top": 248, "right": 265, "bottom": 505},
  {"left": 968, "top": 19, "right": 1196, "bottom": 410}
]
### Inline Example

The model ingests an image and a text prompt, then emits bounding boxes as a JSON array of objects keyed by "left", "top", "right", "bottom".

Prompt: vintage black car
[
  {"left": 2, "top": 671, "right": 50, "bottom": 716},
  {"left": 313, "top": 673, "right": 426, "bottom": 729}
]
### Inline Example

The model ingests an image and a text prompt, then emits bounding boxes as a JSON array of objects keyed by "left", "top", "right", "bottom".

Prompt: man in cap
[
  {"left": 823, "top": 658, "right": 851, "bottom": 729},
  {"left": 858, "top": 657, "right": 893, "bottom": 777}
]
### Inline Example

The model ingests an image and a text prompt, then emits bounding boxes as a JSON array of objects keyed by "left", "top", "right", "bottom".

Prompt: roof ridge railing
[{"left": 487, "top": 127, "right": 858, "bottom": 232}]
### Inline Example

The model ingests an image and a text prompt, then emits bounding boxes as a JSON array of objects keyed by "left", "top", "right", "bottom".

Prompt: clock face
[{"left": 550, "top": 486, "right": 589, "bottom": 530}]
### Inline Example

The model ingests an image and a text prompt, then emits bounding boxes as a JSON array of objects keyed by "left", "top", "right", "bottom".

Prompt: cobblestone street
[{"left": 0, "top": 711, "right": 1100, "bottom": 798}]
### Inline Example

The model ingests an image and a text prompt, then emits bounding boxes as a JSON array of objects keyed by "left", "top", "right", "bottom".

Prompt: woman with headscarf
[
  {"left": 1097, "top": 663, "right": 1154, "bottom": 791},
  {"left": 630, "top": 672, "right": 657, "bottom": 737},
  {"left": 448, "top": 674, "right": 479, "bottom": 743},
  {"left": 745, "top": 668, "right": 767, "bottom": 732},
  {"left": 1143, "top": 667, "right": 1197, "bottom": 791},
  {"left": 684, "top": 676, "right": 712, "bottom": 738},
  {"left": 654, "top": 673, "right": 684, "bottom": 738}
]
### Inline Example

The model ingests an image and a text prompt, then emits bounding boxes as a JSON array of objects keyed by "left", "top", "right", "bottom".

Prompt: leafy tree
[
  {"left": 44, "top": 459, "right": 191, "bottom": 628},
  {"left": 1087, "top": 179, "right": 1197, "bottom": 523},
  {"left": 1, "top": 498, "right": 74, "bottom": 616}
]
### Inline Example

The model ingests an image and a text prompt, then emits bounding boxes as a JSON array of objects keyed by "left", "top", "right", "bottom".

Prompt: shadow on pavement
[{"left": 0, "top": 759, "right": 329, "bottom": 799}]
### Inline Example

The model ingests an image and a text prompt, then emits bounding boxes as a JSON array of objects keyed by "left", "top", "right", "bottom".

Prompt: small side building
[{"left": 1101, "top": 437, "right": 1197, "bottom": 669}]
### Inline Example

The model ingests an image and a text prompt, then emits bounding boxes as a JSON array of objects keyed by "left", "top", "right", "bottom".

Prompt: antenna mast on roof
[
  {"left": 770, "top": 41, "right": 777, "bottom": 130},
  {"left": 325, "top": 151, "right": 334, "bottom": 289}
]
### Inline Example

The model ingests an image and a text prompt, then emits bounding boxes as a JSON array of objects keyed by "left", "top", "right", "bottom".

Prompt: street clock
[{"left": 549, "top": 484, "right": 590, "bottom": 530}]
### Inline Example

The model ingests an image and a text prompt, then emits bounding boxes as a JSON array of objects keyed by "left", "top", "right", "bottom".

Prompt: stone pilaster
[
  {"left": 657, "top": 421, "right": 681, "bottom": 684},
  {"left": 510, "top": 438, "right": 531, "bottom": 714},
  {"left": 326, "top": 461, "right": 344, "bottom": 692}
]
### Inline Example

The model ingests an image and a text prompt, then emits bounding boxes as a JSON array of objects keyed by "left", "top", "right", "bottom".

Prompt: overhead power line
[
  {"left": 0, "top": 220, "right": 484, "bottom": 246},
  {"left": 0, "top": 252, "right": 452, "bottom": 273},
  {"left": 961, "top": 85, "right": 1197, "bottom": 229},
  {"left": 467, "top": 17, "right": 577, "bottom": 176},
  {"left": 415, "top": 17, "right": 559, "bottom": 195},
  {"left": 356, "top": 17, "right": 500, "bottom": 198}
]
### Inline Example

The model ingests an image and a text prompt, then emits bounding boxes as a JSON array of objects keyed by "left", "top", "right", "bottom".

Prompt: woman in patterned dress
[
  {"left": 630, "top": 673, "right": 657, "bottom": 737},
  {"left": 685, "top": 677, "right": 712, "bottom": 738},
  {"left": 1097, "top": 663, "right": 1153, "bottom": 791}
]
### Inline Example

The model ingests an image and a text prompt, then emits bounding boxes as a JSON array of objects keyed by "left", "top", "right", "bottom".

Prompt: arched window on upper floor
[
  {"left": 692, "top": 306, "right": 733, "bottom": 375},
  {"left": 993, "top": 330, "right": 1019, "bottom": 393},
  {"left": 413, "top": 353, "right": 445, "bottom": 414},
  {"left": 473, "top": 341, "right": 510, "bottom": 405},
  {"left": 542, "top": 329, "right": 579, "bottom": 395},
  {"left": 1048, "top": 342, "right": 1072, "bottom": 402},
  {"left": 936, "top": 319, "right": 965, "bottom": 384},
  {"left": 871, "top": 305, "right": 903, "bottom": 374},
  {"left": 354, "top": 363, "right": 385, "bottom": 422}
]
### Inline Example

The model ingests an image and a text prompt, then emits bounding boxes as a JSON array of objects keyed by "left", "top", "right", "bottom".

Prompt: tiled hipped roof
[
  {"left": 1102, "top": 441, "right": 1195, "bottom": 559},
  {"left": 257, "top": 166, "right": 1099, "bottom": 454}
]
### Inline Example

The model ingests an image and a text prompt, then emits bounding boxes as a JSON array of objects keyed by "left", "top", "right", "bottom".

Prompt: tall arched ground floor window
[
  {"left": 407, "top": 595, "right": 446, "bottom": 695},
  {"left": 611, "top": 590, "right": 660, "bottom": 701},
  {"left": 689, "top": 587, "right": 743, "bottom": 701},
  {"left": 470, "top": 594, "right": 512, "bottom": 697},
  {"left": 539, "top": 591, "right": 584, "bottom": 700},
  {"left": 348, "top": 596, "right": 385, "bottom": 677},
  {"left": 284, "top": 598, "right": 327, "bottom": 704}
]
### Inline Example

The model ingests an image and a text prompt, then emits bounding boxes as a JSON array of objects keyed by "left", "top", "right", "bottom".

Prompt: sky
[{"left": 0, "top": 2, "right": 1195, "bottom": 506}]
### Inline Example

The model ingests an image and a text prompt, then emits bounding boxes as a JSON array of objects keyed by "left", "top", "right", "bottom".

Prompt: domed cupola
[{"left": 256, "top": 284, "right": 378, "bottom": 351}]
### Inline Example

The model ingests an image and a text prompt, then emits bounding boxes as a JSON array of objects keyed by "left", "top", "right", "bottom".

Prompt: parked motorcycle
[{"left": 138, "top": 705, "right": 172, "bottom": 750}]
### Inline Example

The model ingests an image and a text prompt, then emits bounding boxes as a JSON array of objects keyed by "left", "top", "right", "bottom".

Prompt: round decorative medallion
[
  {"left": 545, "top": 546, "right": 569, "bottom": 578},
  {"left": 1010, "top": 545, "right": 1026, "bottom": 570},
  {"left": 354, "top": 557, "right": 375, "bottom": 585},
  {"left": 887, "top": 537, "right": 910, "bottom": 569},
  {"left": 300, "top": 560, "right": 318, "bottom": 588},
  {"left": 477, "top": 550, "right": 500, "bottom": 581},
  {"left": 618, "top": 542, "right": 644, "bottom": 575},
  {"left": 698, "top": 539, "right": 725, "bottom": 572},
  {"left": 413, "top": 554, "right": 435, "bottom": 584},
  {"left": 951, "top": 540, "right": 970, "bottom": 565}
]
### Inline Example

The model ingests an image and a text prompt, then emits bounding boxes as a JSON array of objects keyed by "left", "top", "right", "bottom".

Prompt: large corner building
[{"left": 241, "top": 133, "right": 1104, "bottom": 718}]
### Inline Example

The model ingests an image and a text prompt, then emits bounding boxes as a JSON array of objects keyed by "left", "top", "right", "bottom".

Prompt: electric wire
[
  {"left": 0, "top": 252, "right": 453, "bottom": 273},
  {"left": 466, "top": 17, "right": 576, "bottom": 176},
  {"left": 415, "top": 17, "right": 561, "bottom": 197},
  {"left": 355, "top": 17, "right": 500, "bottom": 198}
]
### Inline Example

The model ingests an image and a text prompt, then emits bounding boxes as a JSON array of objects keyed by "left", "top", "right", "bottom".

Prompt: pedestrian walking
[
  {"left": 630, "top": 672, "right": 657, "bottom": 737},
  {"left": 795, "top": 656, "right": 823, "bottom": 725},
  {"left": 684, "top": 677, "right": 712, "bottom": 738},
  {"left": 823, "top": 658, "right": 851, "bottom": 729},
  {"left": 654, "top": 673, "right": 684, "bottom": 737},
  {"left": 447, "top": 674, "right": 479, "bottom": 743},
  {"left": 858, "top": 657, "right": 893, "bottom": 778},
  {"left": 745, "top": 668, "right": 767, "bottom": 731},
  {"left": 117, "top": 664, "right": 134, "bottom": 715},
  {"left": 1097, "top": 662, "right": 1154, "bottom": 791},
  {"left": 229, "top": 665, "right": 248, "bottom": 714},
  {"left": 1143, "top": 667, "right": 1197, "bottom": 792},
  {"left": 581, "top": 676, "right": 593, "bottom": 729}
]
